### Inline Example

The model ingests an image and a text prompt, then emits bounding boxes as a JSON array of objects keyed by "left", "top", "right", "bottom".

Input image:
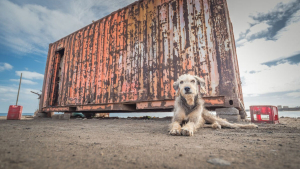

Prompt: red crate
[
  {"left": 7, "top": 105, "right": 23, "bottom": 120},
  {"left": 250, "top": 105, "right": 279, "bottom": 124}
]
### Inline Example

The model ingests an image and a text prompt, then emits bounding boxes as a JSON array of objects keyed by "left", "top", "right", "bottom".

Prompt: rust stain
[
  {"left": 78, "top": 105, "right": 107, "bottom": 111},
  {"left": 67, "top": 33, "right": 75, "bottom": 101},
  {"left": 43, "top": 107, "right": 70, "bottom": 112},
  {"left": 96, "top": 20, "right": 105, "bottom": 104},
  {"left": 136, "top": 100, "right": 174, "bottom": 110},
  {"left": 137, "top": 102, "right": 148, "bottom": 109},
  {"left": 77, "top": 104, "right": 135, "bottom": 111},
  {"left": 40, "top": 0, "right": 244, "bottom": 112},
  {"left": 60, "top": 36, "right": 70, "bottom": 106},
  {"left": 75, "top": 30, "right": 84, "bottom": 104},
  {"left": 164, "top": 100, "right": 175, "bottom": 107},
  {"left": 203, "top": 96, "right": 225, "bottom": 106},
  {"left": 152, "top": 101, "right": 162, "bottom": 107}
]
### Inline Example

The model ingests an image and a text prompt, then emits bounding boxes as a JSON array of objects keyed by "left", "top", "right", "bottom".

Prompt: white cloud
[
  {"left": 246, "top": 21, "right": 270, "bottom": 38},
  {"left": 286, "top": 92, "right": 300, "bottom": 98},
  {"left": 34, "top": 60, "right": 44, "bottom": 63},
  {"left": 227, "top": 0, "right": 296, "bottom": 40},
  {"left": 15, "top": 71, "right": 44, "bottom": 80},
  {"left": 0, "top": 62, "right": 13, "bottom": 72},
  {"left": 290, "top": 9, "right": 300, "bottom": 23},
  {"left": 10, "top": 79, "right": 37, "bottom": 85},
  {"left": 1, "top": 98, "right": 10, "bottom": 102},
  {"left": 0, "top": 85, "right": 17, "bottom": 94},
  {"left": 236, "top": 39, "right": 248, "bottom": 47},
  {"left": 242, "top": 62, "right": 300, "bottom": 97}
]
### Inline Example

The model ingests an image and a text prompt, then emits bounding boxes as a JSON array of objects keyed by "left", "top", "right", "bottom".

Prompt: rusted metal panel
[
  {"left": 85, "top": 24, "right": 94, "bottom": 104},
  {"left": 136, "top": 96, "right": 224, "bottom": 109},
  {"left": 96, "top": 20, "right": 105, "bottom": 104},
  {"left": 90, "top": 21, "right": 99, "bottom": 104},
  {"left": 39, "top": 0, "right": 244, "bottom": 112},
  {"left": 69, "top": 33, "right": 77, "bottom": 101},
  {"left": 77, "top": 104, "right": 135, "bottom": 111},
  {"left": 60, "top": 36, "right": 70, "bottom": 106},
  {"left": 132, "top": 4, "right": 139, "bottom": 101},
  {"left": 104, "top": 17, "right": 111, "bottom": 103},
  {"left": 80, "top": 26, "right": 89, "bottom": 105},
  {"left": 204, "top": 96, "right": 225, "bottom": 106},
  {"left": 137, "top": 100, "right": 174, "bottom": 110},
  {"left": 43, "top": 107, "right": 70, "bottom": 112},
  {"left": 115, "top": 12, "right": 121, "bottom": 103},
  {"left": 67, "top": 33, "right": 76, "bottom": 104},
  {"left": 203, "top": 0, "right": 219, "bottom": 96}
]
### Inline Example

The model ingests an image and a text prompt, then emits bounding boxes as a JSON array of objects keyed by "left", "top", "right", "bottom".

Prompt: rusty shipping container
[{"left": 39, "top": 0, "right": 245, "bottom": 115}]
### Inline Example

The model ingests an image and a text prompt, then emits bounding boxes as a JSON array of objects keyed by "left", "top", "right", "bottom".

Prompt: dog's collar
[{"left": 179, "top": 94, "right": 199, "bottom": 115}]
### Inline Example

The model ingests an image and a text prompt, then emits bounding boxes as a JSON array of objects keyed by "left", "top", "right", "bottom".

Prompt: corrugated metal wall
[{"left": 40, "top": 0, "right": 244, "bottom": 111}]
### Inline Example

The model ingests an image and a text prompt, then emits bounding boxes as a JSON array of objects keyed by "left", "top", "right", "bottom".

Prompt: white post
[{"left": 16, "top": 73, "right": 22, "bottom": 105}]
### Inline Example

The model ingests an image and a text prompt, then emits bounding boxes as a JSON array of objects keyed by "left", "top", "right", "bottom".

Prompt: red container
[
  {"left": 7, "top": 105, "right": 23, "bottom": 120},
  {"left": 250, "top": 105, "right": 279, "bottom": 124}
]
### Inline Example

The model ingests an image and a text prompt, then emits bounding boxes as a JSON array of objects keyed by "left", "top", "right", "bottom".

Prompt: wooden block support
[
  {"left": 35, "top": 112, "right": 47, "bottom": 118},
  {"left": 239, "top": 110, "right": 247, "bottom": 119},
  {"left": 51, "top": 114, "right": 70, "bottom": 120},
  {"left": 218, "top": 115, "right": 241, "bottom": 122},
  {"left": 63, "top": 113, "right": 70, "bottom": 120},
  {"left": 216, "top": 108, "right": 240, "bottom": 122},
  {"left": 47, "top": 112, "right": 54, "bottom": 117},
  {"left": 51, "top": 114, "right": 61, "bottom": 119},
  {"left": 216, "top": 108, "right": 239, "bottom": 115}
]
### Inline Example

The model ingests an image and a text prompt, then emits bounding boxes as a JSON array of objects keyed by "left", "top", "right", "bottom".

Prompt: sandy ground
[{"left": 0, "top": 116, "right": 300, "bottom": 169}]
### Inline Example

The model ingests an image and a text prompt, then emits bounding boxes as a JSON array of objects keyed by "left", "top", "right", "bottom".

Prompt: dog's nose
[{"left": 184, "top": 87, "right": 190, "bottom": 92}]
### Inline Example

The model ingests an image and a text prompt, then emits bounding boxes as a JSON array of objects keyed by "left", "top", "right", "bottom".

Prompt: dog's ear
[
  {"left": 173, "top": 81, "right": 179, "bottom": 91},
  {"left": 199, "top": 86, "right": 206, "bottom": 94},
  {"left": 194, "top": 76, "right": 206, "bottom": 94},
  {"left": 175, "top": 88, "right": 180, "bottom": 97},
  {"left": 173, "top": 81, "right": 180, "bottom": 97},
  {"left": 194, "top": 76, "right": 205, "bottom": 85}
]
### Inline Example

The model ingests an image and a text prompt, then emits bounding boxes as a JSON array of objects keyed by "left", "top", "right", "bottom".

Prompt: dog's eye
[
  {"left": 191, "top": 80, "right": 195, "bottom": 83},
  {"left": 180, "top": 81, "right": 183, "bottom": 84}
]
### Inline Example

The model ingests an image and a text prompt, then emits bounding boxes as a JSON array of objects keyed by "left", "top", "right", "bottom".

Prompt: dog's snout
[{"left": 184, "top": 87, "right": 190, "bottom": 92}]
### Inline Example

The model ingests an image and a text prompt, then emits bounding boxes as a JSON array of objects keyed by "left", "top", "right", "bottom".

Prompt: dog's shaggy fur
[{"left": 169, "top": 74, "right": 258, "bottom": 136}]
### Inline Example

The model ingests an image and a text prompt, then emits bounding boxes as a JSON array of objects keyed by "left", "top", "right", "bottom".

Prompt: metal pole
[{"left": 16, "top": 73, "right": 22, "bottom": 105}]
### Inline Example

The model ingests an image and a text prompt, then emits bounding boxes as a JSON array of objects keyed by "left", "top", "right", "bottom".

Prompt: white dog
[{"left": 169, "top": 74, "right": 257, "bottom": 136}]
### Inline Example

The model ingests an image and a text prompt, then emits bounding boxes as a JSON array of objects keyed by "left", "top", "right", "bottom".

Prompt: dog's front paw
[
  {"left": 169, "top": 129, "right": 181, "bottom": 136},
  {"left": 181, "top": 127, "right": 194, "bottom": 136}
]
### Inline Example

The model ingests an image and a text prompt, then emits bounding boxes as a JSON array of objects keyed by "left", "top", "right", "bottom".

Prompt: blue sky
[{"left": 0, "top": 0, "right": 299, "bottom": 113}]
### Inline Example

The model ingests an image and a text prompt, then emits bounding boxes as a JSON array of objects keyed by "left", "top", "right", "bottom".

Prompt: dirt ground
[{"left": 0, "top": 116, "right": 299, "bottom": 169}]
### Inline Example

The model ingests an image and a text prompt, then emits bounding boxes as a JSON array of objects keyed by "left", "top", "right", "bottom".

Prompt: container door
[{"left": 50, "top": 50, "right": 64, "bottom": 106}]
